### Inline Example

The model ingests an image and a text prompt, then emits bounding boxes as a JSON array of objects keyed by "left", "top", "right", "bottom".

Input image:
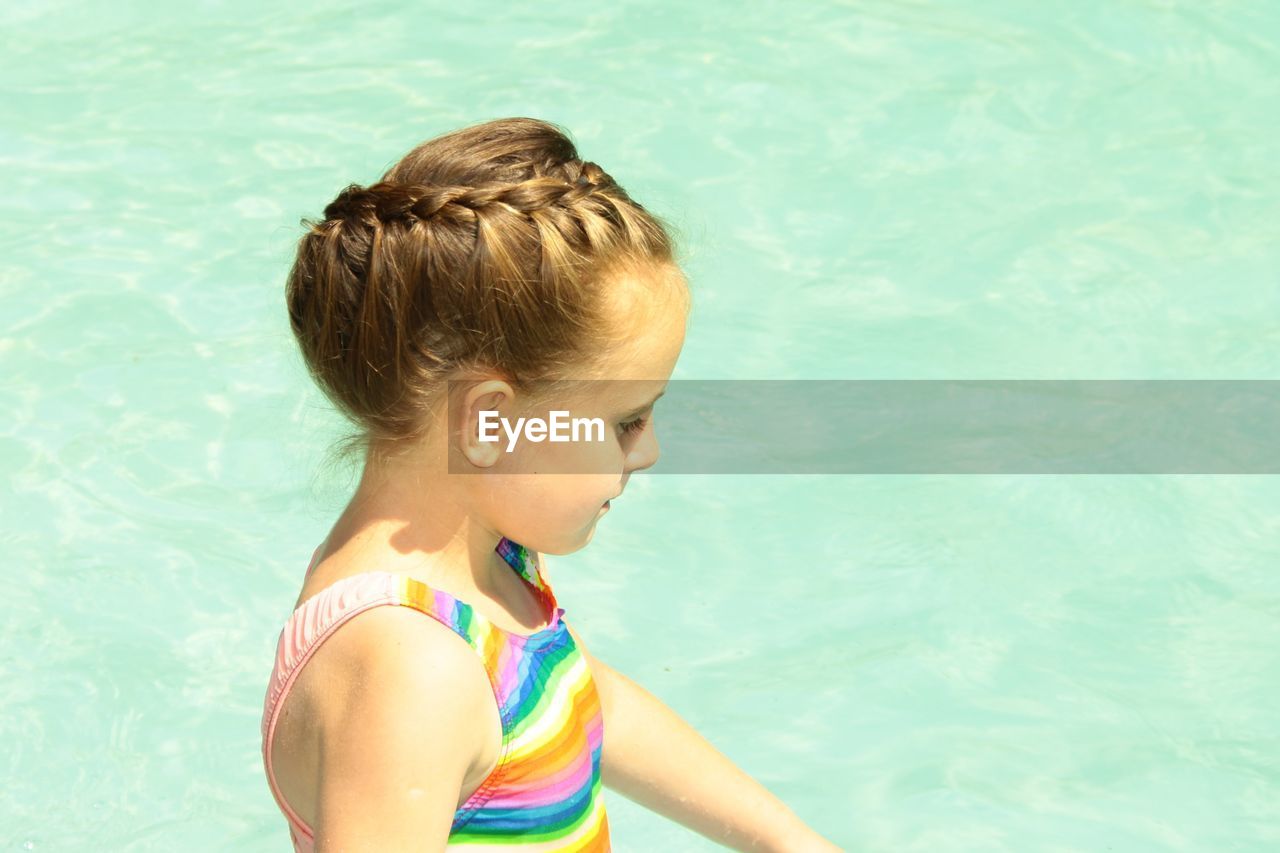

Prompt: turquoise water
[{"left": 3, "top": 1, "right": 1279, "bottom": 850}]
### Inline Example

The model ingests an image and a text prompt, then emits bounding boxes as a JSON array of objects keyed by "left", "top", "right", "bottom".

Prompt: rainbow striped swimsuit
[{"left": 260, "top": 536, "right": 611, "bottom": 850}]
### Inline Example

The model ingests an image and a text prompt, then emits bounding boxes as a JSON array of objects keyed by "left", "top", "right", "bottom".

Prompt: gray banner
[{"left": 448, "top": 380, "right": 1280, "bottom": 474}]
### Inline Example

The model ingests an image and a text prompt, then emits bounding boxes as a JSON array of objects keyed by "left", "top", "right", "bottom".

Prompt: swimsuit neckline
[
  {"left": 296, "top": 536, "right": 563, "bottom": 645},
  {"left": 492, "top": 535, "right": 563, "bottom": 643}
]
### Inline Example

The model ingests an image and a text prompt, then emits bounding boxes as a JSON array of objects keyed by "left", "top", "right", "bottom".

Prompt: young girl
[{"left": 259, "top": 117, "right": 841, "bottom": 852}]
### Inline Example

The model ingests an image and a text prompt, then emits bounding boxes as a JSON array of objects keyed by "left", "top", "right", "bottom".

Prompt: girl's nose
[{"left": 623, "top": 424, "right": 660, "bottom": 473}]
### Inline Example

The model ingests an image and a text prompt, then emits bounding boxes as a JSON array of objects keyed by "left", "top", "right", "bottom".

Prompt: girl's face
[{"left": 457, "top": 267, "right": 689, "bottom": 555}]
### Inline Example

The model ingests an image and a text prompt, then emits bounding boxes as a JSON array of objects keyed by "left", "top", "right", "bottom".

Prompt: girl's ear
[{"left": 455, "top": 379, "right": 514, "bottom": 468}]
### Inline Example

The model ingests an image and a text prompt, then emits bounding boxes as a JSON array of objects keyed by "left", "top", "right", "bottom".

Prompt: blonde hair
[{"left": 285, "top": 117, "right": 684, "bottom": 474}]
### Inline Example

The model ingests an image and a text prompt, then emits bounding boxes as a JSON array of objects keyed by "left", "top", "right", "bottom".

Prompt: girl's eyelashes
[{"left": 618, "top": 415, "right": 648, "bottom": 436}]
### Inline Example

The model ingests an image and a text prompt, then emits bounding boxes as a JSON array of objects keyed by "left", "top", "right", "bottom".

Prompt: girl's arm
[{"left": 564, "top": 623, "right": 843, "bottom": 853}]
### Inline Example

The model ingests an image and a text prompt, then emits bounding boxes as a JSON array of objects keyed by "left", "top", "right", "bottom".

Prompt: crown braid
[{"left": 322, "top": 163, "right": 614, "bottom": 228}]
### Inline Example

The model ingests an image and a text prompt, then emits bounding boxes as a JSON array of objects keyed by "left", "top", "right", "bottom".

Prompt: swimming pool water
[{"left": 2, "top": 1, "right": 1278, "bottom": 850}]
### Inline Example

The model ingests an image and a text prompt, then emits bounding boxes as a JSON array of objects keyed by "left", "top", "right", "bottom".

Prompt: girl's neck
[{"left": 306, "top": 511, "right": 553, "bottom": 635}]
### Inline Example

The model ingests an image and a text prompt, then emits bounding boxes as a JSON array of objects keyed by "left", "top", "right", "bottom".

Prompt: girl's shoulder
[
  {"left": 310, "top": 597, "right": 492, "bottom": 699},
  {"left": 281, "top": 566, "right": 497, "bottom": 729},
  {"left": 269, "top": 601, "right": 501, "bottom": 833}
]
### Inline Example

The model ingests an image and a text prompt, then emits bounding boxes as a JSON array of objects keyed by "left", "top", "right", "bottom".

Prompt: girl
[{"left": 259, "top": 117, "right": 841, "bottom": 852}]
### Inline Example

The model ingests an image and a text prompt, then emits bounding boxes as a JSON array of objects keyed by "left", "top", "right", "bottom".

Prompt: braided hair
[{"left": 285, "top": 117, "right": 684, "bottom": 474}]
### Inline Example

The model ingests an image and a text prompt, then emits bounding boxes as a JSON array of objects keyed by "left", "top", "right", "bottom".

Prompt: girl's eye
[{"left": 618, "top": 415, "right": 648, "bottom": 436}]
